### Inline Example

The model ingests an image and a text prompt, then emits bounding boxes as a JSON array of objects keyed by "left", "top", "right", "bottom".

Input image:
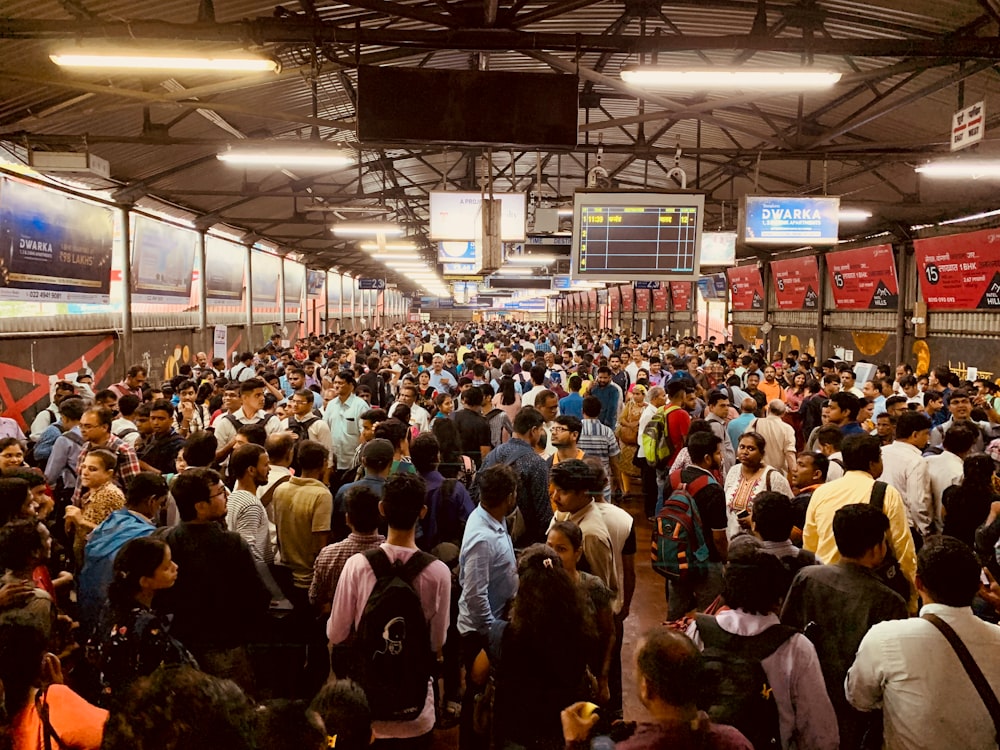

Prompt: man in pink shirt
[{"left": 327, "top": 472, "right": 451, "bottom": 747}]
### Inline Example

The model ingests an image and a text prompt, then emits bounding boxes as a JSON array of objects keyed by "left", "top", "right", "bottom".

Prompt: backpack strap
[
  {"left": 869, "top": 480, "right": 888, "bottom": 512},
  {"left": 695, "top": 614, "right": 796, "bottom": 658},
  {"left": 922, "top": 613, "right": 1000, "bottom": 736},
  {"left": 364, "top": 547, "right": 435, "bottom": 586}
]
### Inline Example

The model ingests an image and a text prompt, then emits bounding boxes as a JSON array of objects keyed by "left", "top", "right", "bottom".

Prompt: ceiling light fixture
[
  {"left": 619, "top": 67, "right": 841, "bottom": 90},
  {"left": 218, "top": 144, "right": 354, "bottom": 168},
  {"left": 359, "top": 242, "right": 417, "bottom": 252},
  {"left": 915, "top": 160, "right": 1000, "bottom": 178},
  {"left": 372, "top": 254, "right": 423, "bottom": 262},
  {"left": 50, "top": 51, "right": 279, "bottom": 73},
  {"left": 332, "top": 223, "right": 404, "bottom": 237},
  {"left": 506, "top": 253, "right": 557, "bottom": 265},
  {"left": 838, "top": 209, "right": 873, "bottom": 222}
]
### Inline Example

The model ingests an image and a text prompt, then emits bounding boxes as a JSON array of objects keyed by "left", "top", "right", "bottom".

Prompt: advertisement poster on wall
[
  {"left": 130, "top": 214, "right": 197, "bottom": 304},
  {"left": 914, "top": 228, "right": 1000, "bottom": 309},
  {"left": 770, "top": 256, "right": 820, "bottom": 310},
  {"left": 327, "top": 272, "right": 342, "bottom": 310},
  {"left": 670, "top": 282, "right": 692, "bottom": 311},
  {"left": 204, "top": 236, "right": 244, "bottom": 305},
  {"left": 251, "top": 249, "right": 281, "bottom": 305},
  {"left": 608, "top": 284, "right": 619, "bottom": 312},
  {"left": 588, "top": 289, "right": 597, "bottom": 312},
  {"left": 652, "top": 283, "right": 669, "bottom": 311},
  {"left": 0, "top": 177, "right": 114, "bottom": 303},
  {"left": 635, "top": 286, "right": 650, "bottom": 312},
  {"left": 621, "top": 285, "right": 634, "bottom": 313},
  {"left": 306, "top": 270, "right": 325, "bottom": 298},
  {"left": 826, "top": 244, "right": 898, "bottom": 310},
  {"left": 727, "top": 264, "right": 765, "bottom": 310},
  {"left": 284, "top": 260, "right": 305, "bottom": 315}
]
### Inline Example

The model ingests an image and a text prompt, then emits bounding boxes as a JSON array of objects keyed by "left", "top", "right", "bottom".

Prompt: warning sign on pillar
[{"left": 952, "top": 100, "right": 985, "bottom": 151}]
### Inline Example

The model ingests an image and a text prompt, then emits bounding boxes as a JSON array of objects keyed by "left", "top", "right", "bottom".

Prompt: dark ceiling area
[{"left": 2, "top": 0, "right": 1000, "bottom": 290}]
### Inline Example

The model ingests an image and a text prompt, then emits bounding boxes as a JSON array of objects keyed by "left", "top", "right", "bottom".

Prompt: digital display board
[
  {"left": 700, "top": 231, "right": 737, "bottom": 266},
  {"left": 429, "top": 192, "right": 526, "bottom": 241},
  {"left": 742, "top": 195, "right": 840, "bottom": 246},
  {"left": 571, "top": 190, "right": 704, "bottom": 282}
]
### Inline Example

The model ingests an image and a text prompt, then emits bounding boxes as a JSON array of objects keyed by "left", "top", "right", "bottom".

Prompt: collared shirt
[
  {"left": 44, "top": 426, "right": 84, "bottom": 488},
  {"left": 687, "top": 609, "right": 839, "bottom": 750},
  {"left": 577, "top": 418, "right": 620, "bottom": 500},
  {"left": 925, "top": 450, "right": 965, "bottom": 529},
  {"left": 324, "top": 394, "right": 369, "bottom": 469},
  {"left": 802, "top": 470, "right": 917, "bottom": 610},
  {"left": 428, "top": 369, "right": 457, "bottom": 394},
  {"left": 880, "top": 440, "right": 934, "bottom": 536},
  {"left": 309, "top": 531, "right": 386, "bottom": 608},
  {"left": 593, "top": 501, "right": 635, "bottom": 615},
  {"left": 706, "top": 413, "right": 736, "bottom": 476},
  {"left": 387, "top": 401, "right": 430, "bottom": 434},
  {"left": 846, "top": 603, "right": 1000, "bottom": 750},
  {"left": 281, "top": 415, "right": 334, "bottom": 461},
  {"left": 0, "top": 416, "right": 25, "bottom": 441},
  {"left": 213, "top": 409, "right": 281, "bottom": 452},
  {"left": 480, "top": 438, "right": 552, "bottom": 545},
  {"left": 71, "top": 435, "right": 141, "bottom": 506},
  {"left": 226, "top": 489, "right": 273, "bottom": 565},
  {"left": 745, "top": 415, "right": 795, "bottom": 475},
  {"left": 458, "top": 504, "right": 518, "bottom": 635}
]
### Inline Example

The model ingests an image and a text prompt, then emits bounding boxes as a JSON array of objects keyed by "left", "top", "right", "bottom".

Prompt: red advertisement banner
[
  {"left": 727, "top": 264, "right": 764, "bottom": 311},
  {"left": 652, "top": 284, "right": 669, "bottom": 311},
  {"left": 826, "top": 244, "right": 898, "bottom": 310},
  {"left": 609, "top": 285, "right": 619, "bottom": 312},
  {"left": 621, "top": 285, "right": 634, "bottom": 312},
  {"left": 588, "top": 289, "right": 598, "bottom": 312},
  {"left": 634, "top": 286, "right": 650, "bottom": 312},
  {"left": 670, "top": 282, "right": 692, "bottom": 311},
  {"left": 914, "top": 229, "right": 1000, "bottom": 310},
  {"left": 770, "top": 255, "right": 820, "bottom": 310}
]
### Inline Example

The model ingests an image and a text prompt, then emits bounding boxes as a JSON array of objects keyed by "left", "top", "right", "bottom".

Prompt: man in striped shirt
[{"left": 577, "top": 395, "right": 622, "bottom": 501}]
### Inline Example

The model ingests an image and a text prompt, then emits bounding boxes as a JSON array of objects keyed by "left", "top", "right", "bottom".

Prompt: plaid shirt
[
  {"left": 71, "top": 435, "right": 141, "bottom": 507},
  {"left": 308, "top": 531, "right": 385, "bottom": 608}
]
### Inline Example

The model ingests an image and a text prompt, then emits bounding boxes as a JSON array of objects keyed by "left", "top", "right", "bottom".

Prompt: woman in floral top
[
  {"left": 94, "top": 537, "right": 195, "bottom": 704},
  {"left": 65, "top": 448, "right": 125, "bottom": 568}
]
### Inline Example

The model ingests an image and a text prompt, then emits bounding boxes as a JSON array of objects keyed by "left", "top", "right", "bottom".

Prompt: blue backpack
[{"left": 651, "top": 470, "right": 716, "bottom": 580}]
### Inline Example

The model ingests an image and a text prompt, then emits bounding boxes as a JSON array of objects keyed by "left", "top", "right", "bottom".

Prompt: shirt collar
[{"left": 919, "top": 602, "right": 976, "bottom": 618}]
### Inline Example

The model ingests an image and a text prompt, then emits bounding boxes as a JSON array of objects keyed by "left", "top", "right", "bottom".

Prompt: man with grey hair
[{"left": 745, "top": 399, "right": 796, "bottom": 477}]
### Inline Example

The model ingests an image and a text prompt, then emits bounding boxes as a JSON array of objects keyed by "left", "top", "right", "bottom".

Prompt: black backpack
[
  {"left": 286, "top": 415, "right": 320, "bottom": 444},
  {"left": 224, "top": 413, "right": 276, "bottom": 432},
  {"left": 695, "top": 614, "right": 796, "bottom": 750},
  {"left": 350, "top": 548, "right": 436, "bottom": 721}
]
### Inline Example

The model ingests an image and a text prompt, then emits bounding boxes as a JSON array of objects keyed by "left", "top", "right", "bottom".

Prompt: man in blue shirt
[
  {"left": 559, "top": 375, "right": 584, "bottom": 419},
  {"left": 457, "top": 462, "right": 519, "bottom": 747},
  {"left": 589, "top": 366, "right": 621, "bottom": 429}
]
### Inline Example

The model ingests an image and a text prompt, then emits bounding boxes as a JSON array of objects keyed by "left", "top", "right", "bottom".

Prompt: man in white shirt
[
  {"left": 880, "top": 411, "right": 934, "bottom": 541},
  {"left": 925, "top": 422, "right": 979, "bottom": 531},
  {"left": 520, "top": 365, "right": 549, "bottom": 408},
  {"left": 323, "top": 371, "right": 370, "bottom": 483},
  {"left": 388, "top": 384, "right": 431, "bottom": 433},
  {"left": 283, "top": 388, "right": 334, "bottom": 460},
  {"left": 624, "top": 349, "right": 650, "bottom": 385},
  {"left": 212, "top": 378, "right": 282, "bottom": 465},
  {"left": 847, "top": 536, "right": 1000, "bottom": 750}
]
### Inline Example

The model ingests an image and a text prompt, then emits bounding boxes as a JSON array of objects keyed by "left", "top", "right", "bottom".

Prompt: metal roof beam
[
  {"left": 329, "top": 0, "right": 457, "bottom": 28},
  {"left": 7, "top": 19, "right": 1000, "bottom": 57}
]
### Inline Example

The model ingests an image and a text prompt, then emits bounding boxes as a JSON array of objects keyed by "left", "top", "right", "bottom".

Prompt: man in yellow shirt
[{"left": 803, "top": 433, "right": 917, "bottom": 613}]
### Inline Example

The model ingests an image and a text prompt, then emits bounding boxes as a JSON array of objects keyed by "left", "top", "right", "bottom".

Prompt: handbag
[
  {"left": 922, "top": 613, "right": 1000, "bottom": 736},
  {"left": 868, "top": 481, "right": 911, "bottom": 603}
]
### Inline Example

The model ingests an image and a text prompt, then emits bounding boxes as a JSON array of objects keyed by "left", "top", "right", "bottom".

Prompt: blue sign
[
  {"left": 634, "top": 280, "right": 662, "bottom": 290},
  {"left": 437, "top": 241, "right": 477, "bottom": 263},
  {"left": 743, "top": 195, "right": 840, "bottom": 246},
  {"left": 552, "top": 275, "right": 593, "bottom": 291},
  {"left": 713, "top": 273, "right": 728, "bottom": 296},
  {"left": 358, "top": 278, "right": 386, "bottom": 290}
]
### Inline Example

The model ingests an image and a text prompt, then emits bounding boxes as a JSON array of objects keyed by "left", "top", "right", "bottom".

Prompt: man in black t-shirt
[
  {"left": 451, "top": 386, "right": 493, "bottom": 468},
  {"left": 667, "top": 431, "right": 729, "bottom": 620}
]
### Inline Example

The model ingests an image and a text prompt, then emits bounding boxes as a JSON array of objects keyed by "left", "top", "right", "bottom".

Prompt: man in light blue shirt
[{"left": 457, "top": 463, "right": 519, "bottom": 743}]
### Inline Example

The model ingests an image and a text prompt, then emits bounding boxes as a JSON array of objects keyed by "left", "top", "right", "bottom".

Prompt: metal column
[
  {"left": 894, "top": 242, "right": 908, "bottom": 369},
  {"left": 196, "top": 231, "right": 208, "bottom": 336},
  {"left": 816, "top": 253, "right": 827, "bottom": 360},
  {"left": 118, "top": 206, "right": 133, "bottom": 373},
  {"left": 245, "top": 245, "right": 254, "bottom": 346}
]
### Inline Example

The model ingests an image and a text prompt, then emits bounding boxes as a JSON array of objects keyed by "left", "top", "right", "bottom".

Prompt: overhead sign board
[
  {"left": 700, "top": 231, "right": 738, "bottom": 266},
  {"left": 358, "top": 277, "right": 386, "bottom": 290},
  {"left": 429, "top": 192, "right": 526, "bottom": 241},
  {"left": 951, "top": 100, "right": 985, "bottom": 152},
  {"left": 742, "top": 195, "right": 840, "bottom": 246},
  {"left": 634, "top": 280, "right": 661, "bottom": 289}
]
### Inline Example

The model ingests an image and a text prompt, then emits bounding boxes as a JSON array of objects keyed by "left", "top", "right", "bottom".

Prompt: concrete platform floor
[{"left": 433, "top": 494, "right": 661, "bottom": 750}]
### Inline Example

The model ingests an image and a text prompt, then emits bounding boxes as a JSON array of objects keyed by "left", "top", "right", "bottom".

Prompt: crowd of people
[{"left": 0, "top": 321, "right": 999, "bottom": 750}]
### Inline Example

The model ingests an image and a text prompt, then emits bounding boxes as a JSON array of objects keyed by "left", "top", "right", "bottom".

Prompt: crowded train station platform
[{"left": 3, "top": 1, "right": 1000, "bottom": 748}]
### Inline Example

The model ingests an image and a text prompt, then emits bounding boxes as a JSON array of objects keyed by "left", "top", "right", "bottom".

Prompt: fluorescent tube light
[
  {"left": 620, "top": 68, "right": 841, "bottom": 90},
  {"left": 915, "top": 160, "right": 1000, "bottom": 178},
  {"left": 838, "top": 209, "right": 872, "bottom": 222},
  {"left": 938, "top": 208, "right": 1000, "bottom": 226},
  {"left": 506, "top": 254, "right": 556, "bottom": 265},
  {"left": 360, "top": 242, "right": 416, "bottom": 252},
  {"left": 372, "top": 254, "right": 423, "bottom": 262},
  {"left": 50, "top": 52, "right": 278, "bottom": 73},
  {"left": 218, "top": 145, "right": 353, "bottom": 168},
  {"left": 332, "top": 223, "right": 404, "bottom": 237}
]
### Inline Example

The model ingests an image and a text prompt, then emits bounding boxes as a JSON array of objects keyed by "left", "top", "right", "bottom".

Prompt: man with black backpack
[
  {"left": 213, "top": 378, "right": 282, "bottom": 465},
  {"left": 282, "top": 388, "right": 333, "bottom": 461},
  {"left": 687, "top": 540, "right": 839, "bottom": 750},
  {"left": 328, "top": 472, "right": 451, "bottom": 746}
]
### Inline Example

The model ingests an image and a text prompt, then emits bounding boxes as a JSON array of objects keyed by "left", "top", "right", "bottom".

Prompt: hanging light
[
  {"left": 51, "top": 50, "right": 279, "bottom": 73},
  {"left": 620, "top": 67, "right": 841, "bottom": 90}
]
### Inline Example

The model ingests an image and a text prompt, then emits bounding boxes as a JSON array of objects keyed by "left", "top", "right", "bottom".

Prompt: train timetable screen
[{"left": 577, "top": 205, "right": 699, "bottom": 275}]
